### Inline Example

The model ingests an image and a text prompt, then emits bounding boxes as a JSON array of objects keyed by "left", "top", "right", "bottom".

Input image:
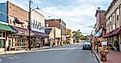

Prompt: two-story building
[
  {"left": 0, "top": 1, "right": 48, "bottom": 50},
  {"left": 94, "top": 7, "right": 106, "bottom": 38},
  {"left": 0, "top": 1, "right": 17, "bottom": 51},
  {"left": 45, "top": 27, "right": 61, "bottom": 46},
  {"left": 105, "top": 0, "right": 121, "bottom": 51},
  {"left": 45, "top": 19, "right": 66, "bottom": 45},
  {"left": 31, "top": 9, "right": 48, "bottom": 48},
  {"left": 7, "top": 1, "right": 29, "bottom": 50}
]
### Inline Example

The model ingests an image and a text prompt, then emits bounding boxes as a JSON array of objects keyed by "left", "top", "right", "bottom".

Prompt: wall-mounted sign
[{"left": 31, "top": 20, "right": 45, "bottom": 33}]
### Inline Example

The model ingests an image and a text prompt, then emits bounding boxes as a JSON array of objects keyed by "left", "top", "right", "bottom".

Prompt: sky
[{"left": 0, "top": 0, "right": 112, "bottom": 35}]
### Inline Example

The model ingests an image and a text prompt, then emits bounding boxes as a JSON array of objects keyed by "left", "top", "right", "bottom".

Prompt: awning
[
  {"left": 103, "top": 28, "right": 119, "bottom": 38},
  {"left": 114, "top": 27, "right": 121, "bottom": 35},
  {"left": 103, "top": 32, "right": 111, "bottom": 38},
  {"left": 11, "top": 26, "right": 49, "bottom": 37},
  {"left": 110, "top": 28, "right": 119, "bottom": 36},
  {"left": 32, "top": 31, "right": 49, "bottom": 38},
  {"left": 0, "top": 23, "right": 17, "bottom": 33},
  {"left": 95, "top": 28, "right": 103, "bottom": 37},
  {"left": 11, "top": 26, "right": 31, "bottom": 36}
]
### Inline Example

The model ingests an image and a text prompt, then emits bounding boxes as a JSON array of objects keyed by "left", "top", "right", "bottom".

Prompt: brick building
[
  {"left": 45, "top": 19, "right": 66, "bottom": 45},
  {"left": 94, "top": 7, "right": 106, "bottom": 37},
  {"left": 105, "top": 0, "right": 121, "bottom": 51}
]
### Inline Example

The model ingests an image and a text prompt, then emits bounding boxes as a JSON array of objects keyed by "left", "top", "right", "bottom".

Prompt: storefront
[
  {"left": 31, "top": 31, "right": 49, "bottom": 47},
  {"left": 0, "top": 22, "right": 17, "bottom": 51},
  {"left": 9, "top": 26, "right": 30, "bottom": 50},
  {"left": 105, "top": 27, "right": 121, "bottom": 51}
]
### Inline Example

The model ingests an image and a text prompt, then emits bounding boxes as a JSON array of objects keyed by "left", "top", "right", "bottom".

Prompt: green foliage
[
  {"left": 66, "top": 29, "right": 72, "bottom": 36},
  {"left": 73, "top": 30, "right": 88, "bottom": 40}
]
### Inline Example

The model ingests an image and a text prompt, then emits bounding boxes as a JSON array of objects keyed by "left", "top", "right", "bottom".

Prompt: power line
[{"left": 38, "top": 9, "right": 85, "bottom": 26}]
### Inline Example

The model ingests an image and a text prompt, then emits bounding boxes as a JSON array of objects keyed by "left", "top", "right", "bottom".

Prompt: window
[
  {"left": 0, "top": 39, "right": 5, "bottom": 48},
  {"left": 3, "top": 32, "right": 5, "bottom": 37},
  {"left": 117, "top": 8, "right": 119, "bottom": 15},
  {"left": 9, "top": 40, "right": 11, "bottom": 46},
  {"left": 109, "top": 16, "right": 112, "bottom": 22},
  {"left": 0, "top": 31, "right": 2, "bottom": 37},
  {"left": 116, "top": 8, "right": 119, "bottom": 20}
]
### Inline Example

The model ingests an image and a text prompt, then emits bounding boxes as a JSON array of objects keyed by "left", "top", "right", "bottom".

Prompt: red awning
[
  {"left": 103, "top": 31, "right": 113, "bottom": 38},
  {"left": 104, "top": 27, "right": 121, "bottom": 38},
  {"left": 115, "top": 27, "right": 121, "bottom": 35},
  {"left": 11, "top": 26, "right": 29, "bottom": 36}
]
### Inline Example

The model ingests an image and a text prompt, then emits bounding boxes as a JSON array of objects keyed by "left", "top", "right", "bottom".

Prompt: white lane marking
[
  {"left": 8, "top": 57, "right": 14, "bottom": 60},
  {"left": 32, "top": 48, "right": 82, "bottom": 52},
  {"left": 0, "top": 59, "right": 2, "bottom": 62},
  {"left": 13, "top": 56, "right": 19, "bottom": 59}
]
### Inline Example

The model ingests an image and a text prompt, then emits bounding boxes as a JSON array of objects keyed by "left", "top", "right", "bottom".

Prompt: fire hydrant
[{"left": 100, "top": 47, "right": 109, "bottom": 61}]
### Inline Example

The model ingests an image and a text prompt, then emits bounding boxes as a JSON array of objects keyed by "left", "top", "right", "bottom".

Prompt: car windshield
[{"left": 0, "top": 0, "right": 113, "bottom": 63}]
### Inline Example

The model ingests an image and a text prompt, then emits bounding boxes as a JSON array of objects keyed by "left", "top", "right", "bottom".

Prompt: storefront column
[{"left": 119, "top": 35, "right": 121, "bottom": 51}]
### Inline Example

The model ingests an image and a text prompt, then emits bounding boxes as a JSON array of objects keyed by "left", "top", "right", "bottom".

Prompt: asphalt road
[{"left": 0, "top": 43, "right": 98, "bottom": 63}]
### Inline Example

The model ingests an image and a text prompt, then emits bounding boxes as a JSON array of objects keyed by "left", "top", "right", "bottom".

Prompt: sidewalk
[
  {"left": 93, "top": 50, "right": 121, "bottom": 63},
  {"left": 0, "top": 46, "right": 50, "bottom": 55}
]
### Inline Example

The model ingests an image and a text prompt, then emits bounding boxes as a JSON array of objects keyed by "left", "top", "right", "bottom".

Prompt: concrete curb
[
  {"left": 92, "top": 50, "right": 102, "bottom": 63},
  {"left": 0, "top": 46, "right": 51, "bottom": 55}
]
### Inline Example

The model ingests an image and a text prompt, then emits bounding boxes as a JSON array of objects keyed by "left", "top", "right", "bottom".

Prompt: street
[{"left": 0, "top": 43, "right": 98, "bottom": 63}]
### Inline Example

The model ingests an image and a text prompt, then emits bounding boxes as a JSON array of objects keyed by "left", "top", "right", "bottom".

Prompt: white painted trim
[
  {"left": 0, "top": 21, "right": 8, "bottom": 25},
  {"left": 0, "top": 37, "right": 5, "bottom": 39}
]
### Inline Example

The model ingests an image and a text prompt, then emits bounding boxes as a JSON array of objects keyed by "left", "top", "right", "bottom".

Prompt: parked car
[{"left": 82, "top": 41, "right": 92, "bottom": 50}]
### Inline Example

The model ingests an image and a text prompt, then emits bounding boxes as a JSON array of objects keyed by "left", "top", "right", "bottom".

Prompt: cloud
[{"left": 0, "top": 0, "right": 112, "bottom": 35}]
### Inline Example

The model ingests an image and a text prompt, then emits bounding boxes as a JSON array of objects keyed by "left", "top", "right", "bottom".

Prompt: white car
[{"left": 82, "top": 41, "right": 92, "bottom": 50}]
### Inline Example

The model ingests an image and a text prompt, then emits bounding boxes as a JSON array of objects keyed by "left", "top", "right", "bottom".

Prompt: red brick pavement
[{"left": 97, "top": 51, "right": 121, "bottom": 63}]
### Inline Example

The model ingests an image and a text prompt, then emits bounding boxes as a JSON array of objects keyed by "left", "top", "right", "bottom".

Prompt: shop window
[
  {"left": 9, "top": 40, "right": 11, "bottom": 46},
  {"left": 0, "top": 31, "right": 2, "bottom": 37},
  {"left": 3, "top": 32, "right": 5, "bottom": 37},
  {"left": 0, "top": 39, "right": 5, "bottom": 48},
  {"left": 12, "top": 40, "right": 13, "bottom": 47}
]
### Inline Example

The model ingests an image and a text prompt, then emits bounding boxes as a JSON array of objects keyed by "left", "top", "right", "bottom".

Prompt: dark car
[{"left": 82, "top": 42, "right": 92, "bottom": 50}]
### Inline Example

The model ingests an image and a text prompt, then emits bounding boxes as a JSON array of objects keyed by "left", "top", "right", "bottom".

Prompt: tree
[
  {"left": 73, "top": 30, "right": 82, "bottom": 41},
  {"left": 66, "top": 29, "right": 72, "bottom": 37}
]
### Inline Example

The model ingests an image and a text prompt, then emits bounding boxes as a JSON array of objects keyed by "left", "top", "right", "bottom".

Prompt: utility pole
[
  {"left": 28, "top": 0, "right": 32, "bottom": 50},
  {"left": 60, "top": 19, "right": 62, "bottom": 46}
]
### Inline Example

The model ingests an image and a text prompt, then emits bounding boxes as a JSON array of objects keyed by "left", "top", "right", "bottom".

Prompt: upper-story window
[
  {"left": 109, "top": 16, "right": 112, "bottom": 22},
  {"left": 116, "top": 8, "right": 119, "bottom": 20},
  {"left": 0, "top": 31, "right": 2, "bottom": 37}
]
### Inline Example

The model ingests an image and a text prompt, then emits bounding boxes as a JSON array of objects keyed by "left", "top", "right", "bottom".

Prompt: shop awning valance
[
  {"left": 32, "top": 31, "right": 49, "bottom": 38},
  {"left": 11, "top": 26, "right": 49, "bottom": 37},
  {"left": 10, "top": 26, "right": 33, "bottom": 36},
  {"left": 95, "top": 28, "right": 102, "bottom": 37},
  {"left": 103, "top": 27, "right": 121, "bottom": 38},
  {"left": 0, "top": 23, "right": 17, "bottom": 33}
]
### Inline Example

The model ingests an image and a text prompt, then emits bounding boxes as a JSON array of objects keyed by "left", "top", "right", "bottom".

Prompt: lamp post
[{"left": 28, "top": 0, "right": 32, "bottom": 50}]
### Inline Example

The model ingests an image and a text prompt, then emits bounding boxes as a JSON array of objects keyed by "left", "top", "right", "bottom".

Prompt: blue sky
[{"left": 1, "top": 0, "right": 112, "bottom": 35}]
